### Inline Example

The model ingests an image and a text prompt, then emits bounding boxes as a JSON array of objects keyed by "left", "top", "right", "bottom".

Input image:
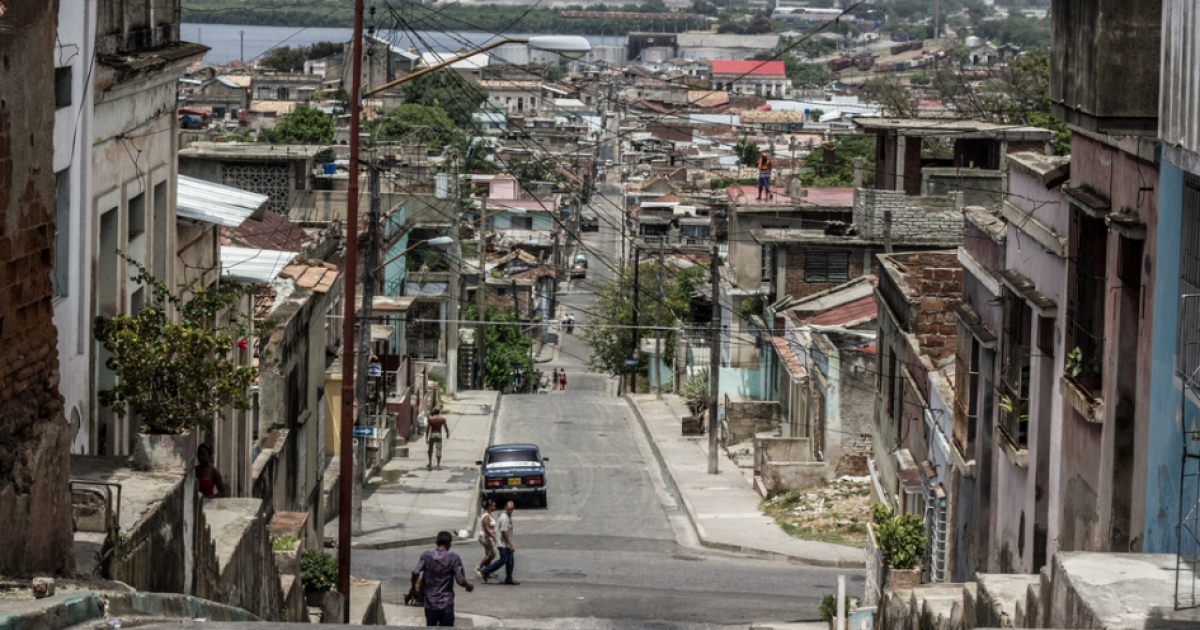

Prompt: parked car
[
  {"left": 478, "top": 444, "right": 548, "bottom": 507},
  {"left": 570, "top": 263, "right": 587, "bottom": 279},
  {"left": 573, "top": 253, "right": 589, "bottom": 268}
]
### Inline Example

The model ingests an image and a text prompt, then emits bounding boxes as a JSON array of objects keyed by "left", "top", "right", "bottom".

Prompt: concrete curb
[{"left": 623, "top": 395, "right": 866, "bottom": 570}]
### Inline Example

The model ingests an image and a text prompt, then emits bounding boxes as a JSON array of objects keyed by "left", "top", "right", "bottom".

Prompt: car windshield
[{"left": 488, "top": 450, "right": 538, "bottom": 464}]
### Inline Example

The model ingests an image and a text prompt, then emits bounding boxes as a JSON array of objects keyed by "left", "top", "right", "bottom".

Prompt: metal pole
[
  {"left": 446, "top": 154, "right": 460, "bottom": 397},
  {"left": 654, "top": 237, "right": 664, "bottom": 400},
  {"left": 631, "top": 245, "right": 641, "bottom": 394},
  {"left": 707, "top": 243, "right": 720, "bottom": 475},
  {"left": 337, "top": 0, "right": 365, "bottom": 612},
  {"left": 352, "top": 156, "right": 380, "bottom": 536},
  {"left": 477, "top": 192, "right": 488, "bottom": 389},
  {"left": 837, "top": 574, "right": 847, "bottom": 630}
]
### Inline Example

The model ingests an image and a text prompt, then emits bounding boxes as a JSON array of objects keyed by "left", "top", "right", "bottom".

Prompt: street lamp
[
  {"left": 363, "top": 36, "right": 592, "bottom": 98},
  {"left": 372, "top": 235, "right": 455, "bottom": 274}
]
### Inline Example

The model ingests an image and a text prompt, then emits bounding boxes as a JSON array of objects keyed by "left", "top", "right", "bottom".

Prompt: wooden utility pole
[
  {"left": 707, "top": 243, "right": 720, "bottom": 475},
  {"left": 337, "top": 0, "right": 365, "bottom": 611},
  {"left": 476, "top": 191, "right": 488, "bottom": 389},
  {"left": 352, "top": 157, "right": 381, "bottom": 536}
]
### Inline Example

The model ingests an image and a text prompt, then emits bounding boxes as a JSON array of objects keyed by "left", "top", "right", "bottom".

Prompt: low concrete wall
[
  {"left": 350, "top": 578, "right": 386, "bottom": 625},
  {"left": 756, "top": 437, "right": 829, "bottom": 494},
  {"left": 194, "top": 498, "right": 285, "bottom": 621},
  {"left": 726, "top": 398, "right": 780, "bottom": 445}
]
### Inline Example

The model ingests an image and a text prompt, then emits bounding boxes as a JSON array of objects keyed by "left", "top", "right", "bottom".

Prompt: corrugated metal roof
[
  {"left": 221, "top": 247, "right": 296, "bottom": 284},
  {"left": 178, "top": 175, "right": 269, "bottom": 227}
]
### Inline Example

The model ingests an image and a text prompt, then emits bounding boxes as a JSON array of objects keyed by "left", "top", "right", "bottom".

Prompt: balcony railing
[
  {"left": 407, "top": 337, "right": 441, "bottom": 361},
  {"left": 636, "top": 234, "right": 712, "bottom": 248}
]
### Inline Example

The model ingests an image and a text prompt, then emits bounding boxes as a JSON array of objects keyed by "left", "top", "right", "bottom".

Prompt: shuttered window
[{"left": 805, "top": 250, "right": 851, "bottom": 283}]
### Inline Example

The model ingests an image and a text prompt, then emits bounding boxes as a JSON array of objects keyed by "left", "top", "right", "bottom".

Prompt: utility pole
[
  {"left": 476, "top": 190, "right": 488, "bottom": 389},
  {"left": 446, "top": 152, "right": 461, "bottom": 396},
  {"left": 352, "top": 156, "right": 381, "bottom": 536},
  {"left": 337, "top": 0, "right": 365, "bottom": 612},
  {"left": 654, "top": 238, "right": 664, "bottom": 400},
  {"left": 631, "top": 245, "right": 640, "bottom": 394},
  {"left": 239, "top": 30, "right": 244, "bottom": 64},
  {"left": 707, "top": 243, "right": 720, "bottom": 475}
]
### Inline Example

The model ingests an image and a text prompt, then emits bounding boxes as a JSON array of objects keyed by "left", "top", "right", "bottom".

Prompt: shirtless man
[{"left": 427, "top": 407, "right": 450, "bottom": 471}]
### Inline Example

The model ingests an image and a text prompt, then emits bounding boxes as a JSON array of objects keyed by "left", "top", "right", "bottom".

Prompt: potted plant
[
  {"left": 93, "top": 257, "right": 260, "bottom": 471},
  {"left": 873, "top": 504, "right": 927, "bottom": 591},
  {"left": 272, "top": 535, "right": 302, "bottom": 575},
  {"left": 300, "top": 549, "right": 338, "bottom": 606},
  {"left": 819, "top": 593, "right": 859, "bottom": 630}
]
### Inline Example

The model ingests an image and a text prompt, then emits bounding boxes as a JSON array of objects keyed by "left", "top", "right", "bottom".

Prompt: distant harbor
[{"left": 183, "top": 23, "right": 619, "bottom": 65}]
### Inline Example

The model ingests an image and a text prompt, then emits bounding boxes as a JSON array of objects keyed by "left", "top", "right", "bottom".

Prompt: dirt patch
[{"left": 761, "top": 476, "right": 871, "bottom": 548}]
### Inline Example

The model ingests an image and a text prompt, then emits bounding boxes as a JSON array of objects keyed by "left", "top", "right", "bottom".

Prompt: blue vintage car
[{"left": 477, "top": 444, "right": 548, "bottom": 508}]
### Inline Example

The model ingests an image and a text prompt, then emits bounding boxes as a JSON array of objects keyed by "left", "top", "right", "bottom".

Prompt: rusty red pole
[{"left": 338, "top": 0, "right": 365, "bottom": 614}]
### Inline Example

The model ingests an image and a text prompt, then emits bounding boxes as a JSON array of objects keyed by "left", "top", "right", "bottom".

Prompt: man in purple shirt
[{"left": 412, "top": 531, "right": 475, "bottom": 626}]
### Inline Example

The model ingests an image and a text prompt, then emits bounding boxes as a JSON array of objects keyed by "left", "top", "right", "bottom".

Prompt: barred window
[{"left": 1180, "top": 174, "right": 1200, "bottom": 385}]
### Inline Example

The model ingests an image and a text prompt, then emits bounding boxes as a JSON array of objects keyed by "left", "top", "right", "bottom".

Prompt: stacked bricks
[
  {"left": 853, "top": 188, "right": 963, "bottom": 244},
  {"left": 0, "top": 0, "right": 75, "bottom": 577},
  {"left": 905, "top": 252, "right": 963, "bottom": 361}
]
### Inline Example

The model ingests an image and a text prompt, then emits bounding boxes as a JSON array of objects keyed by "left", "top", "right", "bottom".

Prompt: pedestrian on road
[
  {"left": 427, "top": 407, "right": 449, "bottom": 471},
  {"left": 558, "top": 370, "right": 567, "bottom": 391},
  {"left": 567, "top": 314, "right": 575, "bottom": 335},
  {"left": 560, "top": 313, "right": 570, "bottom": 335},
  {"left": 412, "top": 530, "right": 474, "bottom": 626},
  {"left": 481, "top": 501, "right": 518, "bottom": 585},
  {"left": 475, "top": 501, "right": 498, "bottom": 577}
]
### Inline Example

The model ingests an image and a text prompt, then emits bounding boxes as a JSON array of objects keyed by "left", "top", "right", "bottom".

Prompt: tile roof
[
  {"left": 710, "top": 60, "right": 786, "bottom": 77},
  {"left": 802, "top": 296, "right": 878, "bottom": 326},
  {"left": 224, "top": 209, "right": 310, "bottom": 252},
  {"left": 771, "top": 336, "right": 807, "bottom": 380},
  {"left": 280, "top": 259, "right": 340, "bottom": 293}
]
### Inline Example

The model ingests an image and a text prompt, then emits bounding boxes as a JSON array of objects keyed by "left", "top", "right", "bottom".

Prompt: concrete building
[
  {"left": 1146, "top": 0, "right": 1200, "bottom": 559},
  {"left": 710, "top": 60, "right": 789, "bottom": 98},
  {"left": 676, "top": 33, "right": 781, "bottom": 61},
  {"left": 0, "top": 0, "right": 76, "bottom": 578},
  {"left": 88, "top": 0, "right": 208, "bottom": 455}
]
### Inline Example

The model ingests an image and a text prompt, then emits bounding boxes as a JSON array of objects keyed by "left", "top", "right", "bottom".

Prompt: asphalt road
[{"left": 351, "top": 193, "right": 863, "bottom": 626}]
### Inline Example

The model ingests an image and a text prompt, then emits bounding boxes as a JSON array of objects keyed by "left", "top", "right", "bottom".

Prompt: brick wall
[
  {"left": 904, "top": 252, "right": 963, "bottom": 361},
  {"left": 1007, "top": 140, "right": 1047, "bottom": 155},
  {"left": 0, "top": 0, "right": 75, "bottom": 577},
  {"left": 853, "top": 188, "right": 963, "bottom": 244},
  {"left": 782, "top": 247, "right": 871, "bottom": 301}
]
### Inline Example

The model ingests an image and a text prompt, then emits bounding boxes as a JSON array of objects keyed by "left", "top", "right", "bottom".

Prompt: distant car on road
[
  {"left": 478, "top": 444, "right": 548, "bottom": 507},
  {"left": 580, "top": 212, "right": 599, "bottom": 232},
  {"left": 570, "top": 263, "right": 587, "bottom": 279}
]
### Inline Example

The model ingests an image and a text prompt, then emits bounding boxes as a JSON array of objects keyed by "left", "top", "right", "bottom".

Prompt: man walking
[
  {"left": 412, "top": 531, "right": 474, "bottom": 626},
  {"left": 427, "top": 407, "right": 449, "bottom": 471},
  {"left": 475, "top": 501, "right": 497, "bottom": 578},
  {"left": 756, "top": 152, "right": 773, "bottom": 200},
  {"left": 481, "top": 501, "right": 518, "bottom": 585}
]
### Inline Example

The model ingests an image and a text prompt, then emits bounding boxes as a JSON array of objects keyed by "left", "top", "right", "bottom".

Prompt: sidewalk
[
  {"left": 627, "top": 394, "right": 866, "bottom": 569},
  {"left": 346, "top": 389, "right": 500, "bottom": 550}
]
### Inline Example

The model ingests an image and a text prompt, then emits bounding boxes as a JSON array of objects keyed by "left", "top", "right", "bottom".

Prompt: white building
[{"left": 53, "top": 0, "right": 98, "bottom": 454}]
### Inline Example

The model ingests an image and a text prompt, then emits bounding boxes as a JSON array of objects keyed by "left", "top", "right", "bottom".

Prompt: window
[
  {"left": 1181, "top": 174, "right": 1200, "bottom": 384},
  {"left": 1117, "top": 234, "right": 1144, "bottom": 288},
  {"left": 52, "top": 169, "right": 70, "bottom": 299},
  {"left": 804, "top": 250, "right": 851, "bottom": 283},
  {"left": 1037, "top": 316, "right": 1055, "bottom": 360},
  {"left": 511, "top": 215, "right": 533, "bottom": 230},
  {"left": 1067, "top": 210, "right": 1107, "bottom": 394},
  {"left": 999, "top": 289, "right": 1032, "bottom": 448},
  {"left": 953, "top": 325, "right": 980, "bottom": 455},
  {"left": 128, "top": 192, "right": 145, "bottom": 239},
  {"left": 55, "top": 66, "right": 72, "bottom": 109}
]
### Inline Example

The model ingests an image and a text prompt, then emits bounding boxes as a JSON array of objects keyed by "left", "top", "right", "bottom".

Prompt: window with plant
[
  {"left": 999, "top": 290, "right": 1032, "bottom": 448},
  {"left": 1066, "top": 209, "right": 1107, "bottom": 394}
]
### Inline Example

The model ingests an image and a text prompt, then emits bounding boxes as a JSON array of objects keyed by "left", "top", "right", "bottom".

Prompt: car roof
[{"left": 486, "top": 443, "right": 540, "bottom": 452}]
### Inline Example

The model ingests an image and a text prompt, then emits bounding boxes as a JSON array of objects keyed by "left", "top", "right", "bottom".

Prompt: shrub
[
  {"left": 819, "top": 594, "right": 859, "bottom": 621},
  {"left": 300, "top": 550, "right": 338, "bottom": 591},
  {"left": 872, "top": 503, "right": 926, "bottom": 570},
  {"left": 271, "top": 535, "right": 299, "bottom": 551},
  {"left": 683, "top": 368, "right": 710, "bottom": 417},
  {"left": 428, "top": 373, "right": 447, "bottom": 391}
]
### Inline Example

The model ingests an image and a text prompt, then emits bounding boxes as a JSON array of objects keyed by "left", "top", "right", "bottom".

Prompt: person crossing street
[{"left": 480, "top": 501, "right": 518, "bottom": 585}]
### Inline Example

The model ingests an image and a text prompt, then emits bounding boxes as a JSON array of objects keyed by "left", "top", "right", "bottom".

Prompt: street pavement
[
  {"left": 626, "top": 394, "right": 866, "bottom": 569},
  {"left": 349, "top": 192, "right": 863, "bottom": 627},
  {"left": 343, "top": 389, "right": 500, "bottom": 550}
]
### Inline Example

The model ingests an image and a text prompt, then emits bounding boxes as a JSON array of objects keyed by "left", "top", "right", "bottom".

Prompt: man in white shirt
[{"left": 480, "top": 501, "right": 518, "bottom": 585}]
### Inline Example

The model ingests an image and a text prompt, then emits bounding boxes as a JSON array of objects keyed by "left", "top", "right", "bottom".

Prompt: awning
[
  {"left": 178, "top": 175, "right": 269, "bottom": 227},
  {"left": 220, "top": 247, "right": 295, "bottom": 284}
]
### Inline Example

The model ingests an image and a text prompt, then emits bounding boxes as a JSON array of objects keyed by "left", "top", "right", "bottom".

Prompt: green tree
[
  {"left": 263, "top": 105, "right": 334, "bottom": 144},
  {"left": 259, "top": 45, "right": 306, "bottom": 72},
  {"left": 305, "top": 41, "right": 344, "bottom": 60},
  {"left": 580, "top": 264, "right": 704, "bottom": 377},
  {"left": 93, "top": 258, "right": 259, "bottom": 435},
  {"left": 859, "top": 75, "right": 918, "bottom": 117},
  {"left": 803, "top": 134, "right": 876, "bottom": 188},
  {"left": 373, "top": 103, "right": 460, "bottom": 148},
  {"left": 466, "top": 305, "right": 534, "bottom": 391},
  {"left": 735, "top": 137, "right": 762, "bottom": 168},
  {"left": 401, "top": 71, "right": 488, "bottom": 129},
  {"left": 909, "top": 71, "right": 931, "bottom": 86},
  {"left": 785, "top": 58, "right": 832, "bottom": 89}
]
